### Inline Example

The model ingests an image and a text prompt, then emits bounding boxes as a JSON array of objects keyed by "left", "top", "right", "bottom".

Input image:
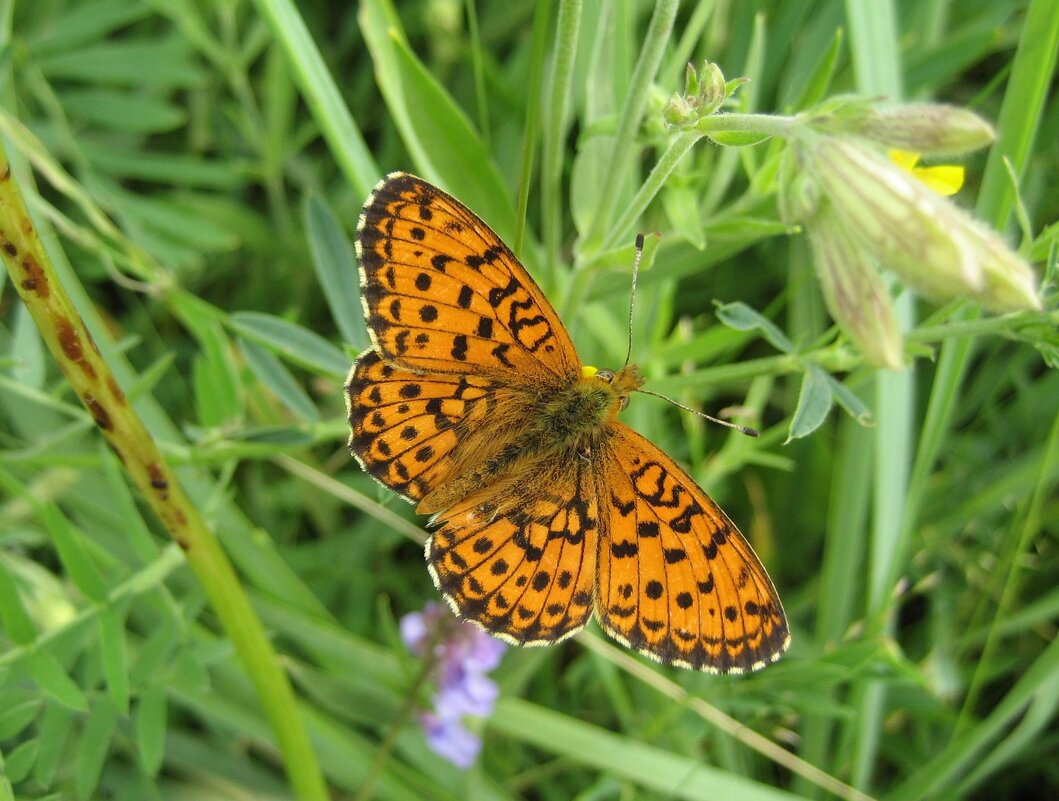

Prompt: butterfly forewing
[
  {"left": 596, "top": 424, "right": 789, "bottom": 673},
  {"left": 357, "top": 173, "right": 580, "bottom": 382},
  {"left": 345, "top": 349, "right": 498, "bottom": 502}
]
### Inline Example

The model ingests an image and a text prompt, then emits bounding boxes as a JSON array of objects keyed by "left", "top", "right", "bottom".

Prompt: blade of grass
[
  {"left": 248, "top": 0, "right": 378, "bottom": 198},
  {"left": 842, "top": 0, "right": 910, "bottom": 792},
  {"left": 581, "top": 0, "right": 679, "bottom": 251},
  {"left": 541, "top": 0, "right": 581, "bottom": 270}
]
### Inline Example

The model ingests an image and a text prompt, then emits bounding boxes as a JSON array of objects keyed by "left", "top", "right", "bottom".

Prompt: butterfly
[{"left": 345, "top": 172, "right": 789, "bottom": 673}]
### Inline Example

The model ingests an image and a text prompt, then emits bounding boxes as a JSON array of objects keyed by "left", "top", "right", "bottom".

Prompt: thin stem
[
  {"left": 513, "top": 0, "right": 552, "bottom": 257},
  {"left": 354, "top": 653, "right": 438, "bottom": 801},
  {"left": 953, "top": 411, "right": 1059, "bottom": 736},
  {"left": 906, "top": 309, "right": 1056, "bottom": 343},
  {"left": 596, "top": 113, "right": 796, "bottom": 253},
  {"left": 583, "top": 0, "right": 679, "bottom": 250},
  {"left": 541, "top": 0, "right": 581, "bottom": 270},
  {"left": 843, "top": 0, "right": 907, "bottom": 792},
  {"left": 465, "top": 0, "right": 490, "bottom": 150}
]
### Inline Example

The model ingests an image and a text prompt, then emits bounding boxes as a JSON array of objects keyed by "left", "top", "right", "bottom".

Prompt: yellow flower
[{"left": 888, "top": 149, "right": 964, "bottom": 196}]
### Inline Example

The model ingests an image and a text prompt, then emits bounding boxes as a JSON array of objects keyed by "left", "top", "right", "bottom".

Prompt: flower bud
[
  {"left": 663, "top": 95, "right": 694, "bottom": 127},
  {"left": 664, "top": 61, "right": 729, "bottom": 128},
  {"left": 849, "top": 103, "right": 995, "bottom": 156},
  {"left": 807, "top": 208, "right": 904, "bottom": 369},
  {"left": 806, "top": 136, "right": 984, "bottom": 298},
  {"left": 811, "top": 98, "right": 995, "bottom": 156},
  {"left": 957, "top": 216, "right": 1043, "bottom": 312},
  {"left": 698, "top": 61, "right": 727, "bottom": 116},
  {"left": 798, "top": 134, "right": 1042, "bottom": 317}
]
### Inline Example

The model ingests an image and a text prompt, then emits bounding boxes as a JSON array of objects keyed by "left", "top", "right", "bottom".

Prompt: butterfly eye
[{"left": 595, "top": 369, "right": 616, "bottom": 384}]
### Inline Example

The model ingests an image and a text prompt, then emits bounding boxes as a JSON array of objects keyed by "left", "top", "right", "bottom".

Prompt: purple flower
[
  {"left": 420, "top": 713, "right": 482, "bottom": 769},
  {"left": 400, "top": 603, "right": 506, "bottom": 769}
]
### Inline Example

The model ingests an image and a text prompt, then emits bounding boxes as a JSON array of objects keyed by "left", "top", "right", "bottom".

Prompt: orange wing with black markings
[
  {"left": 345, "top": 349, "right": 498, "bottom": 502},
  {"left": 426, "top": 455, "right": 599, "bottom": 644},
  {"left": 356, "top": 173, "right": 580, "bottom": 381},
  {"left": 347, "top": 172, "right": 790, "bottom": 674},
  {"left": 595, "top": 423, "right": 789, "bottom": 673}
]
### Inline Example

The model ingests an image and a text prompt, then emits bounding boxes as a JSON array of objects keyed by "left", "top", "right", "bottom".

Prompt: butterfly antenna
[
  {"left": 623, "top": 233, "right": 645, "bottom": 369},
  {"left": 637, "top": 388, "right": 760, "bottom": 437}
]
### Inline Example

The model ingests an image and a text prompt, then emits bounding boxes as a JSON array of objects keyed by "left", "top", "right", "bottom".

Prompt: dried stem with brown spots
[{"left": 0, "top": 143, "right": 329, "bottom": 801}]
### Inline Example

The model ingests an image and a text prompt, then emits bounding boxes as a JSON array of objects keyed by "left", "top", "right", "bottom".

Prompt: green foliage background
[{"left": 1, "top": 1, "right": 1057, "bottom": 799}]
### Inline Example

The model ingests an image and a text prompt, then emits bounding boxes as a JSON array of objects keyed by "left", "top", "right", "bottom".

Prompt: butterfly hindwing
[
  {"left": 357, "top": 173, "right": 580, "bottom": 382},
  {"left": 596, "top": 423, "right": 789, "bottom": 673},
  {"left": 426, "top": 454, "right": 599, "bottom": 645}
]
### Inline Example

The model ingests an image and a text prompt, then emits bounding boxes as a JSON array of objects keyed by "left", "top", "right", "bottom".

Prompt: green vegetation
[{"left": 0, "top": 1, "right": 1056, "bottom": 799}]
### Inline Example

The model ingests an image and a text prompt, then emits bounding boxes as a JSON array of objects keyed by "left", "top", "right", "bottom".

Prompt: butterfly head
[{"left": 583, "top": 364, "right": 645, "bottom": 414}]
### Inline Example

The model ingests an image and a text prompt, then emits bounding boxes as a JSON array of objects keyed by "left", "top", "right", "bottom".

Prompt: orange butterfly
[{"left": 345, "top": 173, "right": 789, "bottom": 673}]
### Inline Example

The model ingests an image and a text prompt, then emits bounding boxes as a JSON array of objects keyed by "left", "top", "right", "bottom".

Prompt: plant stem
[
  {"left": 354, "top": 653, "right": 437, "bottom": 801},
  {"left": 0, "top": 143, "right": 329, "bottom": 801}
]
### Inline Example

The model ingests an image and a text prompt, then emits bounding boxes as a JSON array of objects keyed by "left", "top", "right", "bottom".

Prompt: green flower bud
[
  {"left": 663, "top": 96, "right": 693, "bottom": 127},
  {"left": 664, "top": 61, "right": 730, "bottom": 128},
  {"left": 806, "top": 136, "right": 984, "bottom": 298},
  {"left": 698, "top": 61, "right": 726, "bottom": 116},
  {"left": 807, "top": 208, "right": 904, "bottom": 369},
  {"left": 798, "top": 134, "right": 1042, "bottom": 317},
  {"left": 957, "top": 216, "right": 1043, "bottom": 312},
  {"left": 802, "top": 96, "right": 995, "bottom": 156},
  {"left": 830, "top": 102, "right": 995, "bottom": 156}
]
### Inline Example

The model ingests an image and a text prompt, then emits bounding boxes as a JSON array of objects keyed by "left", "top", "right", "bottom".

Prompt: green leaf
[
  {"left": 304, "top": 195, "right": 369, "bottom": 351},
  {"left": 492, "top": 698, "right": 802, "bottom": 801},
  {"left": 33, "top": 703, "right": 73, "bottom": 787},
  {"left": 97, "top": 441, "right": 159, "bottom": 564},
  {"left": 26, "top": 651, "right": 88, "bottom": 712},
  {"left": 42, "top": 505, "right": 107, "bottom": 603},
  {"left": 4, "top": 738, "right": 39, "bottom": 784},
  {"left": 229, "top": 311, "right": 349, "bottom": 377},
  {"left": 85, "top": 146, "right": 242, "bottom": 189},
  {"left": 37, "top": 37, "right": 205, "bottom": 88},
  {"left": 115, "top": 192, "right": 240, "bottom": 253},
  {"left": 26, "top": 0, "right": 151, "bottom": 55},
  {"left": 228, "top": 425, "right": 317, "bottom": 446},
  {"left": 702, "top": 216, "right": 794, "bottom": 241},
  {"left": 0, "top": 698, "right": 40, "bottom": 740},
  {"left": 12, "top": 304, "right": 45, "bottom": 389},
  {"left": 788, "top": 365, "right": 834, "bottom": 441},
  {"left": 661, "top": 185, "right": 706, "bottom": 249},
  {"left": 239, "top": 338, "right": 320, "bottom": 423},
  {"left": 704, "top": 130, "right": 773, "bottom": 147},
  {"left": 358, "top": 0, "right": 517, "bottom": 242},
  {"left": 100, "top": 608, "right": 130, "bottom": 715},
  {"left": 714, "top": 301, "right": 794, "bottom": 352},
  {"left": 786, "top": 27, "right": 844, "bottom": 110},
  {"left": 823, "top": 372, "right": 874, "bottom": 425},
  {"left": 130, "top": 619, "right": 180, "bottom": 687},
  {"left": 0, "top": 559, "right": 37, "bottom": 644},
  {"left": 76, "top": 700, "right": 119, "bottom": 801},
  {"left": 59, "top": 88, "right": 186, "bottom": 133},
  {"left": 135, "top": 685, "right": 167, "bottom": 776}
]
